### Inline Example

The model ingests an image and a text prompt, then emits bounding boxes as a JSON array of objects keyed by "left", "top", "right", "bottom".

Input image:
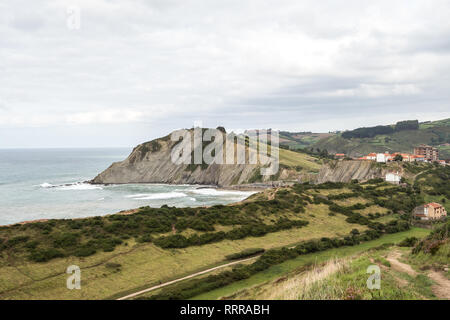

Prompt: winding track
[{"left": 116, "top": 255, "right": 260, "bottom": 300}]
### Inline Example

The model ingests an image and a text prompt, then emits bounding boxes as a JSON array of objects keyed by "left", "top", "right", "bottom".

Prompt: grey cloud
[{"left": 0, "top": 0, "right": 449, "bottom": 147}]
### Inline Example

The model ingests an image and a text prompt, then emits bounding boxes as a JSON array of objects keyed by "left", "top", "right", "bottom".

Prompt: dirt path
[
  {"left": 387, "top": 250, "right": 450, "bottom": 300},
  {"left": 116, "top": 255, "right": 260, "bottom": 300},
  {"left": 386, "top": 250, "right": 417, "bottom": 277},
  {"left": 427, "top": 271, "right": 450, "bottom": 300}
]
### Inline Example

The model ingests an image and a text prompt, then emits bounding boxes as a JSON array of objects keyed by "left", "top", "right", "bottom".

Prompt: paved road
[{"left": 116, "top": 256, "right": 259, "bottom": 300}]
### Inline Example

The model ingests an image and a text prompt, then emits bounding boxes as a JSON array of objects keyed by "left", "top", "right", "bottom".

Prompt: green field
[
  {"left": 280, "top": 118, "right": 450, "bottom": 159},
  {"left": 191, "top": 228, "right": 430, "bottom": 300},
  {"left": 278, "top": 148, "right": 322, "bottom": 171}
]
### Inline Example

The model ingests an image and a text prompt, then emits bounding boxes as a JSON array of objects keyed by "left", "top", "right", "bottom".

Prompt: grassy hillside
[
  {"left": 0, "top": 178, "right": 422, "bottom": 299},
  {"left": 312, "top": 118, "right": 450, "bottom": 159},
  {"left": 1, "top": 163, "right": 446, "bottom": 300},
  {"left": 279, "top": 132, "right": 336, "bottom": 149},
  {"left": 278, "top": 148, "right": 322, "bottom": 171},
  {"left": 279, "top": 118, "right": 450, "bottom": 159},
  {"left": 198, "top": 229, "right": 431, "bottom": 300},
  {"left": 202, "top": 213, "right": 450, "bottom": 301}
]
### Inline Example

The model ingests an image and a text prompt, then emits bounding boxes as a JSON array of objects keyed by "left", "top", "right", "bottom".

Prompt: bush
[
  {"left": 105, "top": 262, "right": 122, "bottom": 269},
  {"left": 74, "top": 246, "right": 96, "bottom": 257},
  {"left": 5, "top": 236, "right": 30, "bottom": 248},
  {"left": 53, "top": 233, "right": 79, "bottom": 248},
  {"left": 29, "top": 248, "right": 64, "bottom": 262},
  {"left": 225, "top": 248, "right": 265, "bottom": 260},
  {"left": 137, "top": 234, "right": 153, "bottom": 243},
  {"left": 398, "top": 237, "right": 418, "bottom": 247}
]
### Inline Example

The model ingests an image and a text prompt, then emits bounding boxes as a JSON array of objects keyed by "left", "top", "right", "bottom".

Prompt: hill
[
  {"left": 279, "top": 118, "right": 450, "bottom": 160},
  {"left": 313, "top": 118, "right": 450, "bottom": 159},
  {"left": 0, "top": 176, "right": 434, "bottom": 299},
  {"left": 279, "top": 131, "right": 336, "bottom": 149},
  {"left": 91, "top": 128, "right": 323, "bottom": 187},
  {"left": 231, "top": 220, "right": 449, "bottom": 300}
]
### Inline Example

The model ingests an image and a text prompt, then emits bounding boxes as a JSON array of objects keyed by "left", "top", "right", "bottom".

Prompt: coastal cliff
[
  {"left": 91, "top": 129, "right": 273, "bottom": 187},
  {"left": 315, "top": 160, "right": 405, "bottom": 183}
]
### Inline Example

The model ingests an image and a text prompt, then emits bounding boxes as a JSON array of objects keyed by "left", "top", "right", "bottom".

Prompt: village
[
  {"left": 335, "top": 144, "right": 448, "bottom": 222},
  {"left": 335, "top": 144, "right": 447, "bottom": 165}
]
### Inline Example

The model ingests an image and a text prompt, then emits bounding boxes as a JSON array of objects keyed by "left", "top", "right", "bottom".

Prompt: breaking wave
[
  {"left": 190, "top": 188, "right": 255, "bottom": 197},
  {"left": 39, "top": 182, "right": 103, "bottom": 190},
  {"left": 126, "top": 192, "right": 188, "bottom": 200}
]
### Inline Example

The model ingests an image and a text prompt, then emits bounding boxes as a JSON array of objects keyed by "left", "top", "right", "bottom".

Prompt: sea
[{"left": 0, "top": 148, "right": 255, "bottom": 226}]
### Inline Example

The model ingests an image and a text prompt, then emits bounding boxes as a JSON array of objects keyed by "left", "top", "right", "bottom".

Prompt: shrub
[
  {"left": 225, "top": 248, "right": 265, "bottom": 260},
  {"left": 5, "top": 236, "right": 30, "bottom": 248},
  {"left": 29, "top": 248, "right": 64, "bottom": 262},
  {"left": 137, "top": 234, "right": 153, "bottom": 243},
  {"left": 74, "top": 246, "right": 96, "bottom": 257},
  {"left": 53, "top": 233, "right": 79, "bottom": 248}
]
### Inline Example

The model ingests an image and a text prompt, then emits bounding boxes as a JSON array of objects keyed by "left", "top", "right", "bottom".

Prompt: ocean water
[{"left": 0, "top": 148, "right": 255, "bottom": 225}]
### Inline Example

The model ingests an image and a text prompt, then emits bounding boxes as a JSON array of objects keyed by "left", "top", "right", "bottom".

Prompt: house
[
  {"left": 414, "top": 145, "right": 439, "bottom": 161},
  {"left": 413, "top": 203, "right": 447, "bottom": 220},
  {"left": 438, "top": 160, "right": 447, "bottom": 166},
  {"left": 376, "top": 153, "right": 392, "bottom": 163},
  {"left": 359, "top": 152, "right": 376, "bottom": 160},
  {"left": 413, "top": 155, "right": 426, "bottom": 162},
  {"left": 335, "top": 153, "right": 345, "bottom": 159},
  {"left": 385, "top": 172, "right": 401, "bottom": 184}
]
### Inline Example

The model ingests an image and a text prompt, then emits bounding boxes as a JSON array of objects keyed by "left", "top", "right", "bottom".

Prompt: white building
[{"left": 385, "top": 172, "right": 401, "bottom": 184}]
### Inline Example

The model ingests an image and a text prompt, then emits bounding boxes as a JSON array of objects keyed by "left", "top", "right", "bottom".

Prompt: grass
[
  {"left": 278, "top": 148, "right": 322, "bottom": 172},
  {"left": 0, "top": 175, "right": 441, "bottom": 300},
  {"left": 210, "top": 239, "right": 440, "bottom": 300},
  {"left": 356, "top": 205, "right": 389, "bottom": 216},
  {"left": 312, "top": 118, "right": 450, "bottom": 158},
  {"left": 0, "top": 202, "right": 363, "bottom": 300},
  {"left": 190, "top": 228, "right": 430, "bottom": 300},
  {"left": 408, "top": 241, "right": 450, "bottom": 273}
]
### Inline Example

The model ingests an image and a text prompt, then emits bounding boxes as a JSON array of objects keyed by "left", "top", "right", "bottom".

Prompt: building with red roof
[{"left": 413, "top": 203, "right": 447, "bottom": 220}]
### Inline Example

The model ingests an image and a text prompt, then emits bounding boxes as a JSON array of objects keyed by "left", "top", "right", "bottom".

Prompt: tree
[{"left": 394, "top": 154, "right": 403, "bottom": 162}]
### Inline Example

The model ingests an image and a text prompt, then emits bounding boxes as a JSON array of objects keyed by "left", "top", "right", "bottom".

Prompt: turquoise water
[{"left": 0, "top": 148, "right": 255, "bottom": 225}]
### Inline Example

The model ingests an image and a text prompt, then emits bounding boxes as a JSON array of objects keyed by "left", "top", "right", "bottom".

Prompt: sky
[{"left": 1, "top": 0, "right": 450, "bottom": 148}]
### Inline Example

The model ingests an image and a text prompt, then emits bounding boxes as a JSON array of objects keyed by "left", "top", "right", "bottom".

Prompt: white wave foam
[
  {"left": 190, "top": 188, "right": 255, "bottom": 197},
  {"left": 127, "top": 192, "right": 188, "bottom": 200},
  {"left": 39, "top": 181, "right": 102, "bottom": 191},
  {"left": 58, "top": 183, "right": 103, "bottom": 191},
  {"left": 40, "top": 182, "right": 54, "bottom": 188}
]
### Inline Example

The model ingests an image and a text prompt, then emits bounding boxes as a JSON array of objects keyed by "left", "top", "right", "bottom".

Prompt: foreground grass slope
[
  {"left": 224, "top": 221, "right": 450, "bottom": 300},
  {"left": 0, "top": 176, "right": 424, "bottom": 299},
  {"left": 194, "top": 228, "right": 430, "bottom": 300}
]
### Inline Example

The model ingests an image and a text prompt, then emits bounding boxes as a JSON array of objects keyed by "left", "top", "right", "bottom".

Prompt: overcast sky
[{"left": 1, "top": 0, "right": 450, "bottom": 148}]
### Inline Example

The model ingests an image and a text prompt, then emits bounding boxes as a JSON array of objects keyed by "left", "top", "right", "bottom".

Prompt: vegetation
[
  {"left": 311, "top": 118, "right": 450, "bottom": 159},
  {"left": 225, "top": 248, "right": 265, "bottom": 261},
  {"left": 342, "top": 125, "right": 395, "bottom": 139},
  {"left": 1, "top": 168, "right": 448, "bottom": 299}
]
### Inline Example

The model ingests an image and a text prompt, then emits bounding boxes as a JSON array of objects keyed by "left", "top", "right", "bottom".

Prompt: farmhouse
[
  {"left": 385, "top": 172, "right": 401, "bottom": 184},
  {"left": 376, "top": 153, "right": 392, "bottom": 163},
  {"left": 413, "top": 203, "right": 447, "bottom": 220}
]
